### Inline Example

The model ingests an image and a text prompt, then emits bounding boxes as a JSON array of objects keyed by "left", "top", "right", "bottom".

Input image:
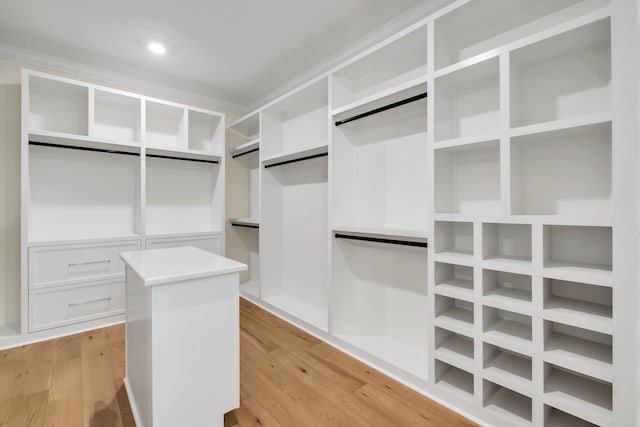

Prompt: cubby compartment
[
  {"left": 434, "top": 327, "right": 474, "bottom": 372},
  {"left": 544, "top": 364, "right": 612, "bottom": 427},
  {"left": 544, "top": 321, "right": 612, "bottom": 382},
  {"left": 332, "top": 85, "right": 427, "bottom": 233},
  {"left": 145, "top": 101, "right": 186, "bottom": 149},
  {"left": 483, "top": 380, "right": 532, "bottom": 425},
  {"left": 145, "top": 157, "right": 222, "bottom": 236},
  {"left": 433, "top": 0, "right": 589, "bottom": 70},
  {"left": 434, "top": 295, "right": 474, "bottom": 337},
  {"left": 332, "top": 25, "right": 427, "bottom": 109},
  {"left": 483, "top": 270, "right": 531, "bottom": 311},
  {"left": 543, "top": 225, "right": 612, "bottom": 282},
  {"left": 543, "top": 278, "right": 612, "bottom": 334},
  {"left": 261, "top": 78, "right": 328, "bottom": 159},
  {"left": 510, "top": 123, "right": 612, "bottom": 216},
  {"left": 434, "top": 263, "right": 474, "bottom": 300},
  {"left": 28, "top": 145, "right": 139, "bottom": 242},
  {"left": 545, "top": 405, "right": 598, "bottom": 427},
  {"left": 188, "top": 109, "right": 223, "bottom": 153},
  {"left": 482, "top": 223, "right": 532, "bottom": 269},
  {"left": 261, "top": 156, "right": 329, "bottom": 332},
  {"left": 434, "top": 58, "right": 499, "bottom": 142},
  {"left": 434, "top": 141, "right": 501, "bottom": 215},
  {"left": 29, "top": 75, "right": 88, "bottom": 135},
  {"left": 434, "top": 221, "right": 473, "bottom": 259},
  {"left": 510, "top": 19, "right": 611, "bottom": 128},
  {"left": 483, "top": 307, "right": 532, "bottom": 353},
  {"left": 228, "top": 112, "right": 260, "bottom": 140},
  {"left": 435, "top": 360, "right": 474, "bottom": 399},
  {"left": 332, "top": 235, "right": 427, "bottom": 379},
  {"left": 93, "top": 89, "right": 141, "bottom": 143},
  {"left": 483, "top": 343, "right": 532, "bottom": 396}
]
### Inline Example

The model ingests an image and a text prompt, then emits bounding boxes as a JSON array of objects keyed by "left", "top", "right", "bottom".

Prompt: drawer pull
[
  {"left": 68, "top": 297, "right": 112, "bottom": 307},
  {"left": 68, "top": 259, "right": 112, "bottom": 267}
]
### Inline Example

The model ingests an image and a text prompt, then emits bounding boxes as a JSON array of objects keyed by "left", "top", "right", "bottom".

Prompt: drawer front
[
  {"left": 29, "top": 241, "right": 141, "bottom": 289},
  {"left": 145, "top": 235, "right": 222, "bottom": 255},
  {"left": 29, "top": 280, "right": 125, "bottom": 332}
]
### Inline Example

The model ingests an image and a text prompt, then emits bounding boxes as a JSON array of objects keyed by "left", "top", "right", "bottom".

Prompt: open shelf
[
  {"left": 261, "top": 78, "right": 328, "bottom": 158},
  {"left": 435, "top": 140, "right": 501, "bottom": 215},
  {"left": 188, "top": 109, "right": 223, "bottom": 154},
  {"left": 29, "top": 75, "right": 88, "bottom": 136},
  {"left": 228, "top": 111, "right": 260, "bottom": 139},
  {"left": 434, "top": 327, "right": 474, "bottom": 373},
  {"left": 434, "top": 295, "right": 474, "bottom": 337},
  {"left": 434, "top": 263, "right": 474, "bottom": 301},
  {"left": 331, "top": 225, "right": 427, "bottom": 241},
  {"left": 93, "top": 89, "right": 141, "bottom": 143},
  {"left": 332, "top": 25, "right": 427, "bottom": 110},
  {"left": 543, "top": 225, "right": 612, "bottom": 284},
  {"left": 332, "top": 84, "right": 427, "bottom": 232},
  {"left": 483, "top": 343, "right": 532, "bottom": 397},
  {"left": 434, "top": 221, "right": 473, "bottom": 260},
  {"left": 545, "top": 405, "right": 599, "bottom": 427},
  {"left": 262, "top": 144, "right": 328, "bottom": 169},
  {"left": 145, "top": 156, "right": 222, "bottom": 235},
  {"left": 433, "top": 0, "right": 592, "bottom": 70},
  {"left": 483, "top": 270, "right": 531, "bottom": 313},
  {"left": 543, "top": 278, "right": 611, "bottom": 334},
  {"left": 332, "top": 236, "right": 427, "bottom": 377},
  {"left": 145, "top": 100, "right": 186, "bottom": 149},
  {"left": 483, "top": 380, "right": 532, "bottom": 425},
  {"left": 263, "top": 293, "right": 327, "bottom": 331},
  {"left": 510, "top": 18, "right": 611, "bottom": 128},
  {"left": 28, "top": 131, "right": 140, "bottom": 154},
  {"left": 510, "top": 122, "right": 611, "bottom": 216},
  {"left": 229, "top": 218, "right": 259, "bottom": 228},
  {"left": 483, "top": 307, "right": 532, "bottom": 355},
  {"left": 544, "top": 364, "right": 612, "bottom": 427},
  {"left": 482, "top": 223, "right": 532, "bottom": 271},
  {"left": 230, "top": 138, "right": 260, "bottom": 158},
  {"left": 435, "top": 360, "right": 474, "bottom": 400},
  {"left": 28, "top": 143, "right": 139, "bottom": 242},
  {"left": 434, "top": 58, "right": 499, "bottom": 142},
  {"left": 544, "top": 321, "right": 612, "bottom": 382}
]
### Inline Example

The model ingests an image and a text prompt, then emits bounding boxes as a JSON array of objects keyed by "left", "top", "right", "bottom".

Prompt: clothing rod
[
  {"left": 334, "top": 233, "right": 428, "bottom": 248},
  {"left": 231, "top": 223, "right": 259, "bottom": 229},
  {"left": 264, "top": 152, "right": 328, "bottom": 169},
  {"left": 231, "top": 147, "right": 259, "bottom": 159},
  {"left": 29, "top": 141, "right": 140, "bottom": 157},
  {"left": 334, "top": 91, "right": 428, "bottom": 127},
  {"left": 147, "top": 154, "right": 219, "bottom": 164}
]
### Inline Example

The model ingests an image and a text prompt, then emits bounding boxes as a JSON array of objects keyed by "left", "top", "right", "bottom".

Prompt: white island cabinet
[{"left": 120, "top": 247, "right": 246, "bottom": 427}]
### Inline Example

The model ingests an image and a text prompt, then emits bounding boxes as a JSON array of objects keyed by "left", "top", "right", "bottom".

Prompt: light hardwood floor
[{"left": 0, "top": 299, "right": 476, "bottom": 426}]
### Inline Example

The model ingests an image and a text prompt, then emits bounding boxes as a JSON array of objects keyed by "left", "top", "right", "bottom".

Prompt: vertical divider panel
[
  {"left": 88, "top": 86, "right": 95, "bottom": 138},
  {"left": 499, "top": 54, "right": 511, "bottom": 216}
]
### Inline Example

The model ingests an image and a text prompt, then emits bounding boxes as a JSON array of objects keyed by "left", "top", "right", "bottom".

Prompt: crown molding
[{"left": 0, "top": 43, "right": 248, "bottom": 113}]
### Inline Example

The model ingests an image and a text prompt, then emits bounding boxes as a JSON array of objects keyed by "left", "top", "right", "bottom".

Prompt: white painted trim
[{"left": 124, "top": 377, "right": 145, "bottom": 427}]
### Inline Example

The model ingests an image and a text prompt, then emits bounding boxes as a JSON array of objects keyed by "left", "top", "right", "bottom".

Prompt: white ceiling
[{"left": 0, "top": 0, "right": 446, "bottom": 110}]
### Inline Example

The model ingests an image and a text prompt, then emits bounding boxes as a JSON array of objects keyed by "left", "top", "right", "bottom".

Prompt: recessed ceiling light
[{"left": 148, "top": 42, "right": 167, "bottom": 55}]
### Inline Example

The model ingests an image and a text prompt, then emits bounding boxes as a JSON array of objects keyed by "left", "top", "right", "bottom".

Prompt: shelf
[
  {"left": 228, "top": 111, "right": 259, "bottom": 139},
  {"left": 483, "top": 344, "right": 532, "bottom": 397},
  {"left": 146, "top": 146, "right": 221, "bottom": 163},
  {"left": 482, "top": 223, "right": 532, "bottom": 270},
  {"left": 509, "top": 112, "right": 611, "bottom": 138},
  {"left": 335, "top": 333, "right": 427, "bottom": 380},
  {"left": 510, "top": 122, "right": 611, "bottom": 216},
  {"left": 230, "top": 138, "right": 260, "bottom": 158},
  {"left": 434, "top": 140, "right": 501, "bottom": 215},
  {"left": 330, "top": 225, "right": 427, "bottom": 241},
  {"left": 544, "top": 322, "right": 612, "bottom": 382},
  {"left": 93, "top": 89, "right": 141, "bottom": 143},
  {"left": 434, "top": 133, "right": 501, "bottom": 151},
  {"left": 434, "top": 57, "right": 499, "bottom": 142},
  {"left": 435, "top": 360, "right": 474, "bottom": 399},
  {"left": 434, "top": 328, "right": 474, "bottom": 373},
  {"left": 483, "top": 270, "right": 531, "bottom": 313},
  {"left": 29, "top": 74, "right": 88, "bottom": 135},
  {"left": 29, "top": 131, "right": 141, "bottom": 154},
  {"left": 434, "top": 263, "right": 474, "bottom": 301},
  {"left": 263, "top": 293, "right": 328, "bottom": 332},
  {"left": 545, "top": 406, "right": 599, "bottom": 427},
  {"left": 544, "top": 365, "right": 612, "bottom": 427},
  {"left": 434, "top": 221, "right": 473, "bottom": 258},
  {"left": 229, "top": 218, "right": 260, "bottom": 229},
  {"left": 28, "top": 234, "right": 143, "bottom": 247},
  {"left": 145, "top": 100, "right": 186, "bottom": 150},
  {"left": 435, "top": 296, "right": 474, "bottom": 337},
  {"left": 483, "top": 381, "right": 532, "bottom": 425},
  {"left": 262, "top": 144, "right": 328, "bottom": 169},
  {"left": 510, "top": 18, "right": 610, "bottom": 128},
  {"left": 188, "top": 109, "right": 224, "bottom": 153},
  {"left": 144, "top": 231, "right": 222, "bottom": 240},
  {"left": 483, "top": 307, "right": 532, "bottom": 355}
]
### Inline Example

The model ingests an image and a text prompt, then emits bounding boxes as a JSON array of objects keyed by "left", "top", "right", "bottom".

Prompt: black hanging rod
[
  {"left": 334, "top": 233, "right": 427, "bottom": 248},
  {"left": 335, "top": 91, "right": 428, "bottom": 127},
  {"left": 147, "top": 154, "right": 219, "bottom": 164},
  {"left": 29, "top": 141, "right": 140, "bottom": 157},
  {"left": 232, "top": 147, "right": 259, "bottom": 159},
  {"left": 231, "top": 223, "right": 259, "bottom": 229},
  {"left": 264, "top": 152, "right": 328, "bottom": 169}
]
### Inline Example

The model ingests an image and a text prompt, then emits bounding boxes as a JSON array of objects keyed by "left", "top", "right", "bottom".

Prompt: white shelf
[
  {"left": 230, "top": 138, "right": 259, "bottom": 158},
  {"left": 543, "top": 282, "right": 612, "bottom": 334},
  {"left": 545, "top": 406, "right": 599, "bottom": 427},
  {"left": 335, "top": 333, "right": 427, "bottom": 380},
  {"left": 228, "top": 111, "right": 259, "bottom": 139},
  {"left": 434, "top": 278, "right": 474, "bottom": 301},
  {"left": 435, "top": 296, "right": 474, "bottom": 337},
  {"left": 262, "top": 144, "right": 328, "bottom": 168},
  {"left": 29, "top": 74, "right": 88, "bottom": 135},
  {"left": 484, "top": 346, "right": 532, "bottom": 397},
  {"left": 434, "top": 221, "right": 473, "bottom": 257},
  {"left": 145, "top": 100, "right": 185, "bottom": 150},
  {"left": 29, "top": 130, "right": 140, "bottom": 154},
  {"left": 93, "top": 89, "right": 141, "bottom": 143},
  {"left": 484, "top": 383, "right": 532, "bottom": 425},
  {"left": 435, "top": 361, "right": 474, "bottom": 399},
  {"left": 331, "top": 225, "right": 427, "bottom": 241},
  {"left": 434, "top": 133, "right": 501, "bottom": 150},
  {"left": 483, "top": 270, "right": 532, "bottom": 313},
  {"left": 483, "top": 308, "right": 532, "bottom": 355},
  {"left": 188, "top": 109, "right": 224, "bottom": 153},
  {"left": 509, "top": 112, "right": 611, "bottom": 138},
  {"left": 263, "top": 293, "right": 328, "bottom": 332},
  {"left": 229, "top": 218, "right": 260, "bottom": 228},
  {"left": 28, "top": 234, "right": 143, "bottom": 247},
  {"left": 434, "top": 330, "right": 474, "bottom": 373},
  {"left": 146, "top": 146, "right": 221, "bottom": 163}
]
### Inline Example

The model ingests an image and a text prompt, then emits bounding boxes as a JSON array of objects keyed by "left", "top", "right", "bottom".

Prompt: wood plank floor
[{"left": 0, "top": 299, "right": 476, "bottom": 426}]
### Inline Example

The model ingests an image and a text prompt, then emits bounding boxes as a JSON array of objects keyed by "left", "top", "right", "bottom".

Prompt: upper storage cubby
[
  {"left": 510, "top": 19, "right": 611, "bottom": 128},
  {"left": 145, "top": 100, "right": 186, "bottom": 149},
  {"left": 433, "top": 0, "right": 598, "bottom": 70},
  {"left": 29, "top": 75, "right": 88, "bottom": 135},
  {"left": 228, "top": 112, "right": 260, "bottom": 140},
  {"left": 188, "top": 109, "right": 224, "bottom": 154},
  {"left": 332, "top": 25, "right": 427, "bottom": 110},
  {"left": 261, "top": 78, "right": 328, "bottom": 159},
  {"left": 93, "top": 89, "right": 141, "bottom": 143},
  {"left": 435, "top": 58, "right": 499, "bottom": 143}
]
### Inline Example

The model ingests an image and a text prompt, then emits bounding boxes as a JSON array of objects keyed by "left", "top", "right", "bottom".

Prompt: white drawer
[
  {"left": 29, "top": 240, "right": 141, "bottom": 289},
  {"left": 29, "top": 280, "right": 125, "bottom": 332},
  {"left": 145, "top": 235, "right": 222, "bottom": 255}
]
